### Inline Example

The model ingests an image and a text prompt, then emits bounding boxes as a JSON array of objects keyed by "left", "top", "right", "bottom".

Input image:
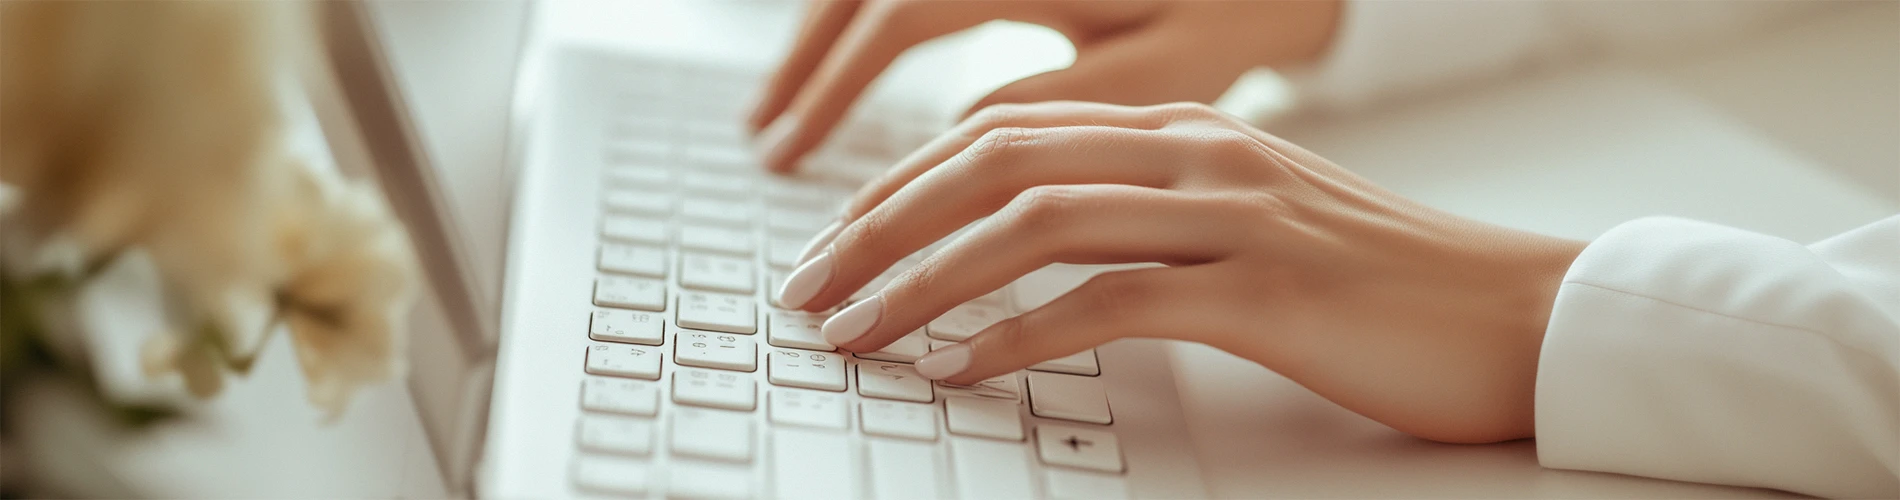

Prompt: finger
[
  {"left": 966, "top": 29, "right": 1249, "bottom": 117},
  {"left": 748, "top": 0, "right": 862, "bottom": 132},
  {"left": 828, "top": 185, "right": 1243, "bottom": 353},
  {"left": 919, "top": 266, "right": 1226, "bottom": 385},
  {"left": 839, "top": 101, "right": 1170, "bottom": 223},
  {"left": 757, "top": 2, "right": 985, "bottom": 173},
  {"left": 776, "top": 125, "right": 1186, "bottom": 312}
]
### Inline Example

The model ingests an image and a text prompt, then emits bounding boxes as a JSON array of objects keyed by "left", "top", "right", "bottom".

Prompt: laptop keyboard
[{"left": 570, "top": 64, "right": 1128, "bottom": 499}]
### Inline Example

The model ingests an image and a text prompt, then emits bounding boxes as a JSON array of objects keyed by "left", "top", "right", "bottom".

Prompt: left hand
[{"left": 773, "top": 101, "right": 1586, "bottom": 444}]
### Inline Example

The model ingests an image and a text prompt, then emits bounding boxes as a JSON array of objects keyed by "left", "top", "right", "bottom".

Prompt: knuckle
[
  {"left": 965, "top": 126, "right": 1040, "bottom": 163},
  {"left": 1002, "top": 185, "right": 1085, "bottom": 234},
  {"left": 1191, "top": 128, "right": 1267, "bottom": 169},
  {"left": 1148, "top": 101, "right": 1221, "bottom": 123}
]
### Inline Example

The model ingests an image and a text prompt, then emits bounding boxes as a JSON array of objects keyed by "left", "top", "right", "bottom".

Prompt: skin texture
[
  {"left": 750, "top": 0, "right": 1343, "bottom": 173},
  {"left": 777, "top": 102, "right": 1587, "bottom": 444}
]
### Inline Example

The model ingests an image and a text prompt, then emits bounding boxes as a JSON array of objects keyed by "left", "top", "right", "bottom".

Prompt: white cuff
[{"left": 1536, "top": 216, "right": 1900, "bottom": 498}]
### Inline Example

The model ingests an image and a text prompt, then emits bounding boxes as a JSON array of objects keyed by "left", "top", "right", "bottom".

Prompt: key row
[
  {"left": 601, "top": 165, "right": 852, "bottom": 210},
  {"left": 575, "top": 425, "right": 1128, "bottom": 499},
  {"left": 600, "top": 245, "right": 806, "bottom": 293},
  {"left": 579, "top": 381, "right": 1123, "bottom": 473},
  {"left": 589, "top": 306, "right": 1101, "bottom": 376},
  {"left": 602, "top": 190, "right": 836, "bottom": 234},
  {"left": 582, "top": 351, "right": 1113, "bottom": 425},
  {"left": 592, "top": 281, "right": 757, "bottom": 333}
]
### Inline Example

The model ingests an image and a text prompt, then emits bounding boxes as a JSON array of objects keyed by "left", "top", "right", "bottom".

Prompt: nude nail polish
[
  {"left": 777, "top": 251, "right": 833, "bottom": 310},
  {"left": 915, "top": 343, "right": 971, "bottom": 380},
  {"left": 823, "top": 295, "right": 882, "bottom": 347}
]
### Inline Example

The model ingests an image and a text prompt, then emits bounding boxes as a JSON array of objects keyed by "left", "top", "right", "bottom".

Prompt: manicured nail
[
  {"left": 915, "top": 343, "right": 971, "bottom": 380},
  {"left": 797, "top": 221, "right": 843, "bottom": 266},
  {"left": 823, "top": 295, "right": 882, "bottom": 347},
  {"left": 777, "top": 252, "right": 833, "bottom": 310},
  {"left": 756, "top": 114, "right": 799, "bottom": 170}
]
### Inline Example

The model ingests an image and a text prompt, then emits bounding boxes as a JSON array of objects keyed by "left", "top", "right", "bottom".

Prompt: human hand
[
  {"left": 750, "top": 0, "right": 1342, "bottom": 173},
  {"left": 773, "top": 102, "right": 1586, "bottom": 444}
]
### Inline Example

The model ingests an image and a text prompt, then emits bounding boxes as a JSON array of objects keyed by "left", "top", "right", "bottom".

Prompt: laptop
[{"left": 317, "top": 1, "right": 1208, "bottom": 498}]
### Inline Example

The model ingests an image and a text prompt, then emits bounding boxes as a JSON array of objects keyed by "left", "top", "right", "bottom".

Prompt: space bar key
[{"left": 772, "top": 427, "right": 858, "bottom": 500}]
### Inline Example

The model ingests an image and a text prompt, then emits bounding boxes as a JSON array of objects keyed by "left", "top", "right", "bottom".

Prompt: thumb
[{"left": 963, "top": 33, "right": 1215, "bottom": 117}]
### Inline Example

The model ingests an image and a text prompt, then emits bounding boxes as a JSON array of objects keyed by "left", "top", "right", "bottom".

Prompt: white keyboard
[{"left": 569, "top": 64, "right": 1131, "bottom": 499}]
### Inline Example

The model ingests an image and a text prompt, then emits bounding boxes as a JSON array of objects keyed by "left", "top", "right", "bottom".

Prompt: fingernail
[
  {"left": 797, "top": 221, "right": 843, "bottom": 265},
  {"left": 777, "top": 251, "right": 833, "bottom": 310},
  {"left": 756, "top": 114, "right": 799, "bottom": 170},
  {"left": 915, "top": 343, "right": 971, "bottom": 380},
  {"left": 823, "top": 295, "right": 881, "bottom": 347}
]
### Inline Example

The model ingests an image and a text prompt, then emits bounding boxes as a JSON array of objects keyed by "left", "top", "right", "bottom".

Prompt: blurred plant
[{"left": 0, "top": 1, "right": 420, "bottom": 493}]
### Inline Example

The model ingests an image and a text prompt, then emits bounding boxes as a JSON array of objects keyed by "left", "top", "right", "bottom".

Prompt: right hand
[
  {"left": 775, "top": 102, "right": 1584, "bottom": 443},
  {"left": 749, "top": 0, "right": 1343, "bottom": 173}
]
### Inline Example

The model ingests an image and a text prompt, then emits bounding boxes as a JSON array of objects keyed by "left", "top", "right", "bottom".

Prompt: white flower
[{"left": 1, "top": 1, "right": 419, "bottom": 418}]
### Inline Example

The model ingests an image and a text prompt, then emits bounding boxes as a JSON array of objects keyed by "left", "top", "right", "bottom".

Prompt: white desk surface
[{"left": 78, "top": 1, "right": 1895, "bottom": 497}]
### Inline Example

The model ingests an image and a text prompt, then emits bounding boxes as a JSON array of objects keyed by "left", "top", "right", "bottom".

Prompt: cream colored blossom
[{"left": 1, "top": 1, "right": 418, "bottom": 417}]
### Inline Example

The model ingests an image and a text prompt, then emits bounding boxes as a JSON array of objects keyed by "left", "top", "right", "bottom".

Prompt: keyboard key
[
  {"left": 767, "top": 311, "right": 833, "bottom": 351},
  {"left": 857, "top": 361, "right": 934, "bottom": 403},
  {"left": 1035, "top": 424, "right": 1123, "bottom": 473},
  {"left": 582, "top": 377, "right": 660, "bottom": 416},
  {"left": 573, "top": 456, "right": 651, "bottom": 496},
  {"left": 679, "top": 252, "right": 755, "bottom": 293},
  {"left": 680, "top": 172, "right": 753, "bottom": 198},
  {"left": 610, "top": 138, "right": 671, "bottom": 162},
  {"left": 678, "top": 224, "right": 752, "bottom": 255},
  {"left": 604, "top": 166, "right": 672, "bottom": 187},
  {"left": 946, "top": 396, "right": 1023, "bottom": 441},
  {"left": 764, "top": 179, "right": 846, "bottom": 209},
  {"left": 675, "top": 331, "right": 758, "bottom": 372},
  {"left": 926, "top": 303, "right": 1006, "bottom": 341},
  {"left": 577, "top": 414, "right": 654, "bottom": 456},
  {"left": 673, "top": 368, "right": 757, "bottom": 411},
  {"left": 767, "top": 349, "right": 846, "bottom": 391},
  {"left": 585, "top": 344, "right": 662, "bottom": 380},
  {"left": 766, "top": 208, "right": 832, "bottom": 235},
  {"left": 951, "top": 438, "right": 1037, "bottom": 499},
  {"left": 1027, "top": 372, "right": 1113, "bottom": 424},
  {"left": 590, "top": 309, "right": 664, "bottom": 345},
  {"left": 867, "top": 439, "right": 944, "bottom": 500},
  {"left": 684, "top": 146, "right": 756, "bottom": 172},
  {"left": 594, "top": 275, "right": 665, "bottom": 311},
  {"left": 677, "top": 291, "right": 758, "bottom": 334},
  {"left": 1045, "top": 468, "right": 1130, "bottom": 500},
  {"left": 855, "top": 329, "right": 929, "bottom": 363},
  {"left": 769, "top": 389, "right": 848, "bottom": 430},
  {"left": 680, "top": 198, "right": 755, "bottom": 226},
  {"left": 670, "top": 407, "right": 754, "bottom": 462},
  {"left": 938, "top": 372, "right": 1021, "bottom": 401},
  {"left": 771, "top": 427, "right": 858, "bottom": 500},
  {"left": 602, "top": 215, "right": 667, "bottom": 244},
  {"left": 766, "top": 236, "right": 805, "bottom": 269},
  {"left": 860, "top": 400, "right": 938, "bottom": 441},
  {"left": 599, "top": 243, "right": 666, "bottom": 278},
  {"left": 603, "top": 189, "right": 673, "bottom": 216},
  {"left": 667, "top": 463, "right": 753, "bottom": 499},
  {"left": 1030, "top": 349, "right": 1101, "bottom": 376}
]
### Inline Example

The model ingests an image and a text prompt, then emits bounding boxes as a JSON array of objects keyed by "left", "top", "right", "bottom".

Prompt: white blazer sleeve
[
  {"left": 1537, "top": 215, "right": 1900, "bottom": 498},
  {"left": 1283, "top": 0, "right": 1835, "bottom": 112}
]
